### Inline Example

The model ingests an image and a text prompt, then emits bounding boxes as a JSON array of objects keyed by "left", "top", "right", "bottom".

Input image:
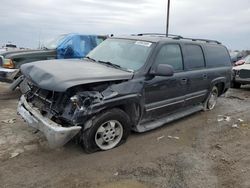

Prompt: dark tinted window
[
  {"left": 206, "top": 45, "right": 231, "bottom": 67},
  {"left": 185, "top": 44, "right": 205, "bottom": 69},
  {"left": 155, "top": 44, "right": 183, "bottom": 71}
]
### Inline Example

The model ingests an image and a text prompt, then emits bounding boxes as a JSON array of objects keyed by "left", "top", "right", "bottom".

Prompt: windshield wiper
[
  {"left": 97, "top": 60, "right": 133, "bottom": 72},
  {"left": 98, "top": 60, "right": 121, "bottom": 68},
  {"left": 84, "top": 56, "right": 97, "bottom": 62}
]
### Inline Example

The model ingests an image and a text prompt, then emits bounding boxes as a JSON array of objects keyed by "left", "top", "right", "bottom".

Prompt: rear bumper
[
  {"left": 17, "top": 95, "right": 82, "bottom": 148},
  {"left": 0, "top": 67, "right": 19, "bottom": 82}
]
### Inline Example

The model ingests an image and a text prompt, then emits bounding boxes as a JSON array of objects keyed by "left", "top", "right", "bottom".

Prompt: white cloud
[{"left": 0, "top": 0, "right": 249, "bottom": 50}]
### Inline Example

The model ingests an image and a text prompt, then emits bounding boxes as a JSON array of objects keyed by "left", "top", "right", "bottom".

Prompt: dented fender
[{"left": 70, "top": 79, "right": 145, "bottom": 128}]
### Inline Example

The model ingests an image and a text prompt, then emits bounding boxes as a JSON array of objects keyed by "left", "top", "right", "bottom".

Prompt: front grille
[
  {"left": 19, "top": 79, "right": 31, "bottom": 94},
  {"left": 21, "top": 78, "right": 69, "bottom": 117},
  {"left": 24, "top": 82, "right": 57, "bottom": 114},
  {"left": 29, "top": 87, "right": 53, "bottom": 109},
  {"left": 239, "top": 69, "right": 250, "bottom": 79}
]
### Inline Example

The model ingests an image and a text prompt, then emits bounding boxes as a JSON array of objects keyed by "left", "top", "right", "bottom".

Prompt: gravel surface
[{"left": 0, "top": 82, "right": 250, "bottom": 188}]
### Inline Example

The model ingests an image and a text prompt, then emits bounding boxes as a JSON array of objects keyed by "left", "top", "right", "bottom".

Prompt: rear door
[
  {"left": 143, "top": 43, "right": 189, "bottom": 121},
  {"left": 182, "top": 44, "right": 209, "bottom": 106}
]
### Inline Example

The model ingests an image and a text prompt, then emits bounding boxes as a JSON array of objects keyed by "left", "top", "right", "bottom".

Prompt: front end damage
[
  {"left": 18, "top": 95, "right": 81, "bottom": 148},
  {"left": 17, "top": 76, "right": 141, "bottom": 148}
]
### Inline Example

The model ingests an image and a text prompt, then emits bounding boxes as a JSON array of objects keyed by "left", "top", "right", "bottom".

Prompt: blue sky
[{"left": 0, "top": 0, "right": 249, "bottom": 50}]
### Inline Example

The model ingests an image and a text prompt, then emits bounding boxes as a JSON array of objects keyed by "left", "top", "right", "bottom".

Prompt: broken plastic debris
[
  {"left": 238, "top": 118, "right": 244, "bottom": 122},
  {"left": 10, "top": 152, "right": 20, "bottom": 159},
  {"left": 114, "top": 172, "right": 119, "bottom": 176},
  {"left": 224, "top": 116, "right": 231, "bottom": 122},
  {"left": 215, "top": 144, "right": 222, "bottom": 150},
  {"left": 217, "top": 116, "right": 231, "bottom": 122},
  {"left": 232, "top": 124, "right": 239, "bottom": 128},
  {"left": 157, "top": 135, "right": 165, "bottom": 141},
  {"left": 9, "top": 148, "right": 24, "bottom": 159},
  {"left": 1, "top": 118, "right": 16, "bottom": 124},
  {"left": 168, "top": 136, "right": 180, "bottom": 140},
  {"left": 217, "top": 118, "right": 224, "bottom": 122}
]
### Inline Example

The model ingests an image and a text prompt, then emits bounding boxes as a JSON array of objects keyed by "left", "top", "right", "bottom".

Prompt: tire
[
  {"left": 80, "top": 108, "right": 131, "bottom": 153},
  {"left": 204, "top": 86, "right": 219, "bottom": 111},
  {"left": 231, "top": 81, "right": 241, "bottom": 89}
]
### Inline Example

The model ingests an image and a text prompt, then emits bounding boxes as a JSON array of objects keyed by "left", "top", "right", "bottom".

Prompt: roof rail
[
  {"left": 132, "top": 33, "right": 221, "bottom": 44},
  {"left": 134, "top": 33, "right": 182, "bottom": 39},
  {"left": 180, "top": 37, "right": 221, "bottom": 44}
]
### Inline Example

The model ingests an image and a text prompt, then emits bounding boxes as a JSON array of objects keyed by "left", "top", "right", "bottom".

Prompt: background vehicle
[
  {"left": 0, "top": 33, "right": 107, "bottom": 82},
  {"left": 232, "top": 55, "right": 250, "bottom": 88},
  {"left": 0, "top": 43, "right": 19, "bottom": 53},
  {"left": 230, "top": 51, "right": 244, "bottom": 65},
  {"left": 16, "top": 34, "right": 232, "bottom": 153}
]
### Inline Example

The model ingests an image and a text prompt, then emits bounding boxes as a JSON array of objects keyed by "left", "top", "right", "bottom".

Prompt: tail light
[{"left": 3, "top": 59, "right": 15, "bottom": 69}]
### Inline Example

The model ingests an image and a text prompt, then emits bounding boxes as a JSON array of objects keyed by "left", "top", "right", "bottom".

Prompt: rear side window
[
  {"left": 205, "top": 45, "right": 231, "bottom": 67},
  {"left": 154, "top": 44, "right": 183, "bottom": 71},
  {"left": 185, "top": 44, "right": 205, "bottom": 69}
]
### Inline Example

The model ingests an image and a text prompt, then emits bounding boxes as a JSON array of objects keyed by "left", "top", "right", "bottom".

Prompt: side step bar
[{"left": 134, "top": 105, "right": 203, "bottom": 133}]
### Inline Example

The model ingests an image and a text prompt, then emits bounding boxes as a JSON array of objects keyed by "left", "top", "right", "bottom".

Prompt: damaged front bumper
[{"left": 17, "top": 95, "right": 82, "bottom": 148}]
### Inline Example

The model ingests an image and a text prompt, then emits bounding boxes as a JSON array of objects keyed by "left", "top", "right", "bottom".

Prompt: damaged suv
[{"left": 15, "top": 34, "right": 232, "bottom": 153}]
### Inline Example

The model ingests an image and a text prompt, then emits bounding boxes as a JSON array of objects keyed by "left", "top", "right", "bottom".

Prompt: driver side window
[{"left": 155, "top": 44, "right": 183, "bottom": 71}]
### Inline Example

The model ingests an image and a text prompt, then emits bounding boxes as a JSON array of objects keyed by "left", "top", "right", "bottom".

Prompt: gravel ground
[{"left": 0, "top": 82, "right": 250, "bottom": 188}]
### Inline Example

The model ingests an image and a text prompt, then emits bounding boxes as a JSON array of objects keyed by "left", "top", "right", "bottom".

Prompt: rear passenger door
[
  {"left": 183, "top": 44, "right": 209, "bottom": 106},
  {"left": 143, "top": 44, "right": 189, "bottom": 121}
]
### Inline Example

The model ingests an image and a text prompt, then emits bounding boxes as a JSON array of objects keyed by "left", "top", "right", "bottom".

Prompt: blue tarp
[{"left": 56, "top": 34, "right": 98, "bottom": 59}]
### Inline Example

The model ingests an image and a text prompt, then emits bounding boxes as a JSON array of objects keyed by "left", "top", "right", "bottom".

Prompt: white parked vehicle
[{"left": 232, "top": 55, "right": 250, "bottom": 88}]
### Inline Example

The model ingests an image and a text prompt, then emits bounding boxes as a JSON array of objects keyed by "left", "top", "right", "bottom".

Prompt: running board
[{"left": 134, "top": 105, "right": 203, "bottom": 133}]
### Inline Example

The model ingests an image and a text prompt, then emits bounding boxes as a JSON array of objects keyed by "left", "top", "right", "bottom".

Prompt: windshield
[
  {"left": 244, "top": 55, "right": 250, "bottom": 64},
  {"left": 44, "top": 34, "right": 66, "bottom": 49},
  {"left": 87, "top": 38, "right": 153, "bottom": 71}
]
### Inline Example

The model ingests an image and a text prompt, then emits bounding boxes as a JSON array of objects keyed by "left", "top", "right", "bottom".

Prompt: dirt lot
[{"left": 0, "top": 82, "right": 250, "bottom": 188}]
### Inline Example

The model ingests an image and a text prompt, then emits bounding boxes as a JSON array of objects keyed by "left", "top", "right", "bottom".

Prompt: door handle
[{"left": 181, "top": 78, "right": 188, "bottom": 85}]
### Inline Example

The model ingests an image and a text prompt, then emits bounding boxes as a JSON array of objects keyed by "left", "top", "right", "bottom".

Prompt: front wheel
[
  {"left": 204, "top": 86, "right": 219, "bottom": 110},
  {"left": 80, "top": 108, "right": 131, "bottom": 153}
]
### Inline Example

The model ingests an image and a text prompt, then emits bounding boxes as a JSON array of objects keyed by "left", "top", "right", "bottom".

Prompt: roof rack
[
  {"left": 181, "top": 37, "right": 221, "bottom": 44},
  {"left": 132, "top": 33, "right": 221, "bottom": 44},
  {"left": 134, "top": 33, "right": 182, "bottom": 39}
]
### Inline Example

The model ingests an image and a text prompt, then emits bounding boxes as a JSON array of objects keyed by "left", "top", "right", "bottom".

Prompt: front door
[{"left": 143, "top": 44, "right": 188, "bottom": 122}]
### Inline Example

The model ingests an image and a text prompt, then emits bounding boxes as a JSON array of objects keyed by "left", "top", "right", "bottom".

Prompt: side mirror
[{"left": 151, "top": 64, "right": 174, "bottom": 77}]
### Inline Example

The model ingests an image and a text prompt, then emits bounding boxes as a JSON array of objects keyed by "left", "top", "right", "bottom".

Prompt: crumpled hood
[
  {"left": 21, "top": 59, "right": 134, "bottom": 92},
  {"left": 233, "top": 63, "right": 250, "bottom": 70}
]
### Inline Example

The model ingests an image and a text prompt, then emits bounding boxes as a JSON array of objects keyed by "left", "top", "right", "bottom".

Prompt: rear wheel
[
  {"left": 81, "top": 108, "right": 131, "bottom": 153},
  {"left": 204, "top": 86, "right": 219, "bottom": 110}
]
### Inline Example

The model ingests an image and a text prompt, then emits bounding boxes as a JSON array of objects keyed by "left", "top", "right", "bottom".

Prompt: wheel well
[
  {"left": 215, "top": 82, "right": 225, "bottom": 96},
  {"left": 113, "top": 103, "right": 141, "bottom": 126}
]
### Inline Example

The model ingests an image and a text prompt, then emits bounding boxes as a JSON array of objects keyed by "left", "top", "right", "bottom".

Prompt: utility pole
[{"left": 166, "top": 0, "right": 171, "bottom": 37}]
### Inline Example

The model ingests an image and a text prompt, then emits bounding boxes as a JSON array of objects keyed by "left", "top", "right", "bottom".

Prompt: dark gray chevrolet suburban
[{"left": 15, "top": 34, "right": 232, "bottom": 153}]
